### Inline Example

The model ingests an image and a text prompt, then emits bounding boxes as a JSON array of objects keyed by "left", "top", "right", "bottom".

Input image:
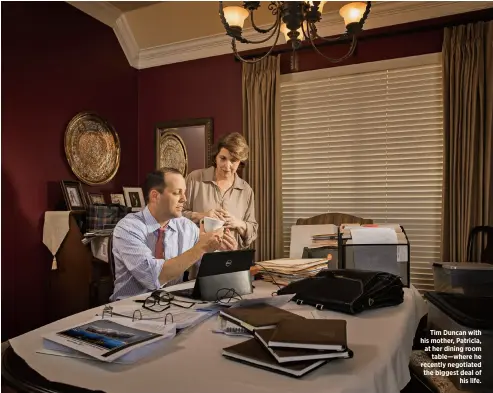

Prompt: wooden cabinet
[{"left": 48, "top": 213, "right": 113, "bottom": 322}]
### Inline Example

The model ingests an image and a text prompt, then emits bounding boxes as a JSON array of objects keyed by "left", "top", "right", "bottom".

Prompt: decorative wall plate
[
  {"left": 156, "top": 131, "right": 188, "bottom": 176},
  {"left": 64, "top": 112, "right": 121, "bottom": 185}
]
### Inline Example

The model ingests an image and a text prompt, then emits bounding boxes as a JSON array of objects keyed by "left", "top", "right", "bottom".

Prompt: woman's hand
[
  {"left": 202, "top": 209, "right": 227, "bottom": 221},
  {"left": 219, "top": 229, "right": 238, "bottom": 251},
  {"left": 221, "top": 210, "right": 247, "bottom": 236}
]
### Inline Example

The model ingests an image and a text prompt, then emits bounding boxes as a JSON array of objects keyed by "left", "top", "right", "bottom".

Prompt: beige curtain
[
  {"left": 441, "top": 21, "right": 493, "bottom": 262},
  {"left": 242, "top": 56, "right": 283, "bottom": 262}
]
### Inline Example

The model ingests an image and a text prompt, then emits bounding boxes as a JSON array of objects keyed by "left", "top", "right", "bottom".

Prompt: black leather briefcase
[{"left": 277, "top": 269, "right": 404, "bottom": 315}]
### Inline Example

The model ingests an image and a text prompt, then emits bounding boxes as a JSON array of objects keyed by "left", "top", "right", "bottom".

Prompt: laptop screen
[{"left": 197, "top": 249, "right": 255, "bottom": 278}]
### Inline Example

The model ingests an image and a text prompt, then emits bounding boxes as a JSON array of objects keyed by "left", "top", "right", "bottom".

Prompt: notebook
[
  {"left": 222, "top": 338, "right": 326, "bottom": 378},
  {"left": 219, "top": 304, "right": 304, "bottom": 332},
  {"left": 254, "top": 328, "right": 353, "bottom": 363},
  {"left": 268, "top": 319, "right": 347, "bottom": 351}
]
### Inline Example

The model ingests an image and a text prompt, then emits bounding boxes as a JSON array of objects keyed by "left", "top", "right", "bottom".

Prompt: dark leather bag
[{"left": 277, "top": 269, "right": 404, "bottom": 315}]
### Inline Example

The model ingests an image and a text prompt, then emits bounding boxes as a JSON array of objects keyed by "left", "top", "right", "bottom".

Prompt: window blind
[{"left": 280, "top": 55, "right": 443, "bottom": 292}]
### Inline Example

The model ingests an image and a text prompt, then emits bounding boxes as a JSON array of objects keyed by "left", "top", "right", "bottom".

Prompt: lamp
[{"left": 219, "top": 1, "right": 371, "bottom": 71}]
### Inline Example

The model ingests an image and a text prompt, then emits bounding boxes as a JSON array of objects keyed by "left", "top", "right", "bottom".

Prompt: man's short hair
[{"left": 143, "top": 167, "right": 182, "bottom": 204}]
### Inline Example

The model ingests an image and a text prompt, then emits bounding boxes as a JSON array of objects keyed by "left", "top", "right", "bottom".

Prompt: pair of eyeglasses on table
[
  {"left": 133, "top": 288, "right": 245, "bottom": 312},
  {"left": 134, "top": 290, "right": 197, "bottom": 312}
]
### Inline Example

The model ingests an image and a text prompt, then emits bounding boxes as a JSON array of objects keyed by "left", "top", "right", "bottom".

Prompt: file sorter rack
[
  {"left": 338, "top": 225, "right": 411, "bottom": 287},
  {"left": 301, "top": 226, "right": 340, "bottom": 269}
]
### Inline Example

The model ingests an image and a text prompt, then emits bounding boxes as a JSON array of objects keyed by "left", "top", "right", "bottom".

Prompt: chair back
[
  {"left": 296, "top": 213, "right": 373, "bottom": 226},
  {"left": 107, "top": 234, "right": 116, "bottom": 283},
  {"left": 467, "top": 225, "right": 493, "bottom": 263}
]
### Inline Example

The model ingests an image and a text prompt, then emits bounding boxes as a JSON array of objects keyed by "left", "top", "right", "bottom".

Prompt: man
[{"left": 110, "top": 168, "right": 238, "bottom": 301}]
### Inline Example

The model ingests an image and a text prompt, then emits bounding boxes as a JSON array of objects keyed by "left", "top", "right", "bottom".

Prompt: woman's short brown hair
[{"left": 211, "top": 132, "right": 249, "bottom": 166}]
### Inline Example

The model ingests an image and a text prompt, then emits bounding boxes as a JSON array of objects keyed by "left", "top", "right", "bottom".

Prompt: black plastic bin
[{"left": 424, "top": 292, "right": 493, "bottom": 392}]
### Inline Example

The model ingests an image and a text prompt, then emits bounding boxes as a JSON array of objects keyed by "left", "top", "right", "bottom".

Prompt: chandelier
[{"left": 219, "top": 1, "right": 371, "bottom": 70}]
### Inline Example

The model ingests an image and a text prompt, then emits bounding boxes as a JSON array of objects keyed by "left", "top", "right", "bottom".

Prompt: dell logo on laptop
[{"left": 225, "top": 260, "right": 232, "bottom": 267}]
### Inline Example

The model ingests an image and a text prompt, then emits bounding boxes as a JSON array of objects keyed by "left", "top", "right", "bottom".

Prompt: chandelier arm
[
  {"left": 219, "top": 1, "right": 280, "bottom": 45},
  {"left": 308, "top": 22, "right": 349, "bottom": 43},
  {"left": 236, "top": 12, "right": 281, "bottom": 45},
  {"left": 308, "top": 34, "right": 358, "bottom": 63},
  {"left": 250, "top": 2, "right": 281, "bottom": 34},
  {"left": 359, "top": 2, "right": 372, "bottom": 29},
  {"left": 231, "top": 24, "right": 282, "bottom": 64}
]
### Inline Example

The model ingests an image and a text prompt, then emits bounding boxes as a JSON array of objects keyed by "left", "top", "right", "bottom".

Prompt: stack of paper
[
  {"left": 42, "top": 316, "right": 176, "bottom": 364},
  {"left": 309, "top": 233, "right": 338, "bottom": 248},
  {"left": 100, "top": 304, "right": 215, "bottom": 330},
  {"left": 256, "top": 258, "right": 328, "bottom": 286}
]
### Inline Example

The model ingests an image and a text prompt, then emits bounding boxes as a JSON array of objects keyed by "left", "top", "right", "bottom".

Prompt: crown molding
[
  {"left": 70, "top": 1, "right": 493, "bottom": 70},
  {"left": 135, "top": 1, "right": 492, "bottom": 70},
  {"left": 114, "top": 14, "right": 139, "bottom": 68}
]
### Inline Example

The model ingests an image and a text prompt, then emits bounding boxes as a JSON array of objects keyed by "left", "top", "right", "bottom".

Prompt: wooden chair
[
  {"left": 107, "top": 234, "right": 116, "bottom": 283},
  {"left": 467, "top": 225, "right": 493, "bottom": 264},
  {"left": 296, "top": 212, "right": 374, "bottom": 226}
]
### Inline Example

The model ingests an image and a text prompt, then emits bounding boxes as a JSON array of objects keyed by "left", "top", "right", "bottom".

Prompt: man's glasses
[{"left": 141, "top": 290, "right": 196, "bottom": 313}]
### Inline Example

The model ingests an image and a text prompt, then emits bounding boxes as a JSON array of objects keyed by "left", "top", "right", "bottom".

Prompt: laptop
[{"left": 169, "top": 249, "right": 255, "bottom": 302}]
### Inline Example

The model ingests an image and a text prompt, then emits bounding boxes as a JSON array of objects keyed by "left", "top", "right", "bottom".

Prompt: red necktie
[{"left": 155, "top": 226, "right": 167, "bottom": 259}]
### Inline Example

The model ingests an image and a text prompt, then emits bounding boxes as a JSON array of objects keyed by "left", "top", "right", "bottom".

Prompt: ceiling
[
  {"left": 110, "top": 1, "right": 160, "bottom": 13},
  {"left": 68, "top": 1, "right": 493, "bottom": 69},
  {"left": 124, "top": 1, "right": 348, "bottom": 48}
]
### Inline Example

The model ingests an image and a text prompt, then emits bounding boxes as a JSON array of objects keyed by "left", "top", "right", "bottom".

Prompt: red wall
[
  {"left": 1, "top": 2, "right": 138, "bottom": 340},
  {"left": 137, "top": 55, "right": 243, "bottom": 181}
]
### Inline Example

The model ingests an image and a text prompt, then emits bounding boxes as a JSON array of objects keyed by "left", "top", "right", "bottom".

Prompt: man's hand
[
  {"left": 196, "top": 229, "right": 224, "bottom": 253},
  {"left": 219, "top": 229, "right": 238, "bottom": 251}
]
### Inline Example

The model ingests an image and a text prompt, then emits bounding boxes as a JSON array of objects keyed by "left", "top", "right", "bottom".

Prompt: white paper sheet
[
  {"left": 290, "top": 224, "right": 337, "bottom": 258},
  {"left": 350, "top": 228, "right": 398, "bottom": 244}
]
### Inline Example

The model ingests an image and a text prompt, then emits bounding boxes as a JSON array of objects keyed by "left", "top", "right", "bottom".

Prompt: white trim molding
[
  {"left": 114, "top": 14, "right": 139, "bottom": 68},
  {"left": 68, "top": 1, "right": 493, "bottom": 70},
  {"left": 281, "top": 53, "right": 443, "bottom": 84}
]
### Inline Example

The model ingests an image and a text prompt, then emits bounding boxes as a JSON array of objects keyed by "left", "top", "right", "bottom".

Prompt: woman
[{"left": 183, "top": 132, "right": 258, "bottom": 249}]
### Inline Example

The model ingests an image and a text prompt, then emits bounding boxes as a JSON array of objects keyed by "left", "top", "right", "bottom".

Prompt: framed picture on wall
[
  {"left": 123, "top": 187, "right": 145, "bottom": 212},
  {"left": 87, "top": 192, "right": 106, "bottom": 205},
  {"left": 60, "top": 180, "right": 87, "bottom": 211},
  {"left": 155, "top": 118, "right": 213, "bottom": 176},
  {"left": 110, "top": 193, "right": 126, "bottom": 206}
]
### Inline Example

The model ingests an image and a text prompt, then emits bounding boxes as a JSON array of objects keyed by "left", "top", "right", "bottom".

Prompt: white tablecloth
[{"left": 8, "top": 280, "right": 428, "bottom": 393}]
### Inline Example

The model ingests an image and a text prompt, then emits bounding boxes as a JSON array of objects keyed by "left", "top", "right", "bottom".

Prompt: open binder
[{"left": 41, "top": 311, "right": 177, "bottom": 364}]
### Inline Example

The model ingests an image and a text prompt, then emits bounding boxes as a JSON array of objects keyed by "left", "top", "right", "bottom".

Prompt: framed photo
[
  {"left": 155, "top": 118, "right": 213, "bottom": 176},
  {"left": 60, "top": 180, "right": 86, "bottom": 211},
  {"left": 110, "top": 193, "right": 126, "bottom": 206},
  {"left": 123, "top": 187, "right": 145, "bottom": 211},
  {"left": 87, "top": 193, "right": 106, "bottom": 205}
]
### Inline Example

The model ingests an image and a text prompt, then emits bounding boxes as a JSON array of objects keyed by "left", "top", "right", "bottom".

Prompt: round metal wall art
[
  {"left": 64, "top": 112, "right": 121, "bottom": 185},
  {"left": 157, "top": 131, "right": 188, "bottom": 176}
]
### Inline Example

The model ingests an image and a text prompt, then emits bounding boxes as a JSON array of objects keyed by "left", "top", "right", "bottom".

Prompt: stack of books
[
  {"left": 256, "top": 258, "right": 328, "bottom": 286},
  {"left": 219, "top": 305, "right": 352, "bottom": 377}
]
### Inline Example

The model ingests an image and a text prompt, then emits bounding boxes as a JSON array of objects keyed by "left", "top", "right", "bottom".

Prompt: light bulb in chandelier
[
  {"left": 308, "top": 1, "right": 328, "bottom": 14},
  {"left": 223, "top": 6, "right": 249, "bottom": 29},
  {"left": 339, "top": 2, "right": 367, "bottom": 33},
  {"left": 280, "top": 22, "right": 308, "bottom": 45}
]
